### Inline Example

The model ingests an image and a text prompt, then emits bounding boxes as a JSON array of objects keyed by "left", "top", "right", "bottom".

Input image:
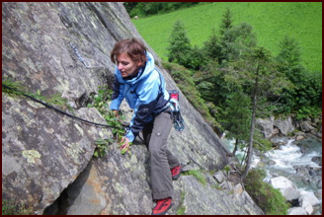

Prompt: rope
[{"left": 3, "top": 84, "right": 126, "bottom": 129}]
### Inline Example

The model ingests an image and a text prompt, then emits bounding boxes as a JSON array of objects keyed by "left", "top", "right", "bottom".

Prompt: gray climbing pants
[{"left": 142, "top": 109, "right": 180, "bottom": 200}]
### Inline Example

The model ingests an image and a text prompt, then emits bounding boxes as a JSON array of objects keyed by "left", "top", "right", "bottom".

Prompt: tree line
[
  {"left": 165, "top": 9, "right": 322, "bottom": 179},
  {"left": 124, "top": 2, "right": 200, "bottom": 18}
]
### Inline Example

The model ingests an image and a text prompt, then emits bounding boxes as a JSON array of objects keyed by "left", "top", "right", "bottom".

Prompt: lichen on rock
[{"left": 22, "top": 150, "right": 41, "bottom": 164}]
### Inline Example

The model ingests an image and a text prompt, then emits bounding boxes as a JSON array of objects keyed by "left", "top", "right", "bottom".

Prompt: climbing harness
[
  {"left": 168, "top": 90, "right": 185, "bottom": 132},
  {"left": 155, "top": 67, "right": 185, "bottom": 131}
]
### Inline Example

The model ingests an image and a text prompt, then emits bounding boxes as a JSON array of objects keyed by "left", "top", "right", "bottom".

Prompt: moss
[
  {"left": 223, "top": 165, "right": 231, "bottom": 177},
  {"left": 182, "top": 169, "right": 207, "bottom": 186},
  {"left": 3, "top": 78, "right": 70, "bottom": 110},
  {"left": 244, "top": 168, "right": 290, "bottom": 215},
  {"left": 2, "top": 200, "right": 33, "bottom": 215},
  {"left": 2, "top": 79, "right": 26, "bottom": 97},
  {"left": 211, "top": 183, "right": 223, "bottom": 190}
]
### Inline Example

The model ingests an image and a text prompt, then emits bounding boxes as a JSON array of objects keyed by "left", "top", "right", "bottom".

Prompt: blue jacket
[{"left": 110, "top": 52, "right": 170, "bottom": 142}]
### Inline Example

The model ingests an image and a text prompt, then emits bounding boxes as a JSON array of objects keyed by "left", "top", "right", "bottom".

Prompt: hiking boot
[
  {"left": 152, "top": 197, "right": 172, "bottom": 215},
  {"left": 171, "top": 165, "right": 181, "bottom": 180}
]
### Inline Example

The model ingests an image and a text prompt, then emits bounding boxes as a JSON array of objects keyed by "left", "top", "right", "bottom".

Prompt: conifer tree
[
  {"left": 276, "top": 36, "right": 303, "bottom": 82},
  {"left": 220, "top": 8, "right": 233, "bottom": 36},
  {"left": 167, "top": 21, "right": 192, "bottom": 68},
  {"left": 218, "top": 8, "right": 234, "bottom": 64},
  {"left": 225, "top": 47, "right": 291, "bottom": 179},
  {"left": 221, "top": 91, "right": 251, "bottom": 156},
  {"left": 275, "top": 36, "right": 321, "bottom": 117},
  {"left": 221, "top": 23, "right": 256, "bottom": 64},
  {"left": 203, "top": 28, "right": 222, "bottom": 64}
]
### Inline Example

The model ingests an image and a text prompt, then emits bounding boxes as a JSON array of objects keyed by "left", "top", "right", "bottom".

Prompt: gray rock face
[
  {"left": 298, "top": 120, "right": 315, "bottom": 133},
  {"left": 173, "top": 176, "right": 263, "bottom": 215},
  {"left": 256, "top": 116, "right": 296, "bottom": 138},
  {"left": 2, "top": 2, "right": 262, "bottom": 215},
  {"left": 256, "top": 116, "right": 321, "bottom": 139},
  {"left": 273, "top": 116, "right": 295, "bottom": 136},
  {"left": 256, "top": 117, "right": 274, "bottom": 138}
]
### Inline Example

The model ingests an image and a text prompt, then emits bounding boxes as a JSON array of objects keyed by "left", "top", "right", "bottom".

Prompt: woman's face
[{"left": 117, "top": 53, "right": 142, "bottom": 78}]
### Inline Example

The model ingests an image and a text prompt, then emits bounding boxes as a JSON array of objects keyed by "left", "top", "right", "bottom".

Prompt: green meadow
[{"left": 133, "top": 2, "right": 322, "bottom": 73}]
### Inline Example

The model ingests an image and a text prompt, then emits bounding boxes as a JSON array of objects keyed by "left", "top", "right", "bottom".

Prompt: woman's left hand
[{"left": 119, "top": 137, "right": 130, "bottom": 154}]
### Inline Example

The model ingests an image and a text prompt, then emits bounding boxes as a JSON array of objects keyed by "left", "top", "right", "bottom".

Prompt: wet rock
[
  {"left": 295, "top": 135, "right": 305, "bottom": 141},
  {"left": 294, "top": 165, "right": 322, "bottom": 189},
  {"left": 288, "top": 207, "right": 307, "bottom": 215},
  {"left": 270, "top": 176, "right": 300, "bottom": 201},
  {"left": 299, "top": 191, "right": 320, "bottom": 207},
  {"left": 295, "top": 136, "right": 322, "bottom": 154},
  {"left": 300, "top": 200, "right": 313, "bottom": 214}
]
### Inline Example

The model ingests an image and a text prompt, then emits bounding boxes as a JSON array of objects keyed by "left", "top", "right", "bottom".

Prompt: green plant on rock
[
  {"left": 244, "top": 168, "right": 289, "bottom": 215},
  {"left": 2, "top": 200, "right": 33, "bottom": 215},
  {"left": 103, "top": 111, "right": 125, "bottom": 139},
  {"left": 182, "top": 169, "right": 207, "bottom": 186},
  {"left": 3, "top": 78, "right": 71, "bottom": 110},
  {"left": 223, "top": 165, "right": 231, "bottom": 177},
  {"left": 88, "top": 87, "right": 112, "bottom": 113},
  {"left": 2, "top": 79, "right": 25, "bottom": 97},
  {"left": 211, "top": 183, "right": 223, "bottom": 190},
  {"left": 94, "top": 138, "right": 114, "bottom": 158},
  {"left": 88, "top": 86, "right": 128, "bottom": 157},
  {"left": 88, "top": 86, "right": 126, "bottom": 138},
  {"left": 45, "top": 93, "right": 69, "bottom": 109},
  {"left": 117, "top": 139, "right": 133, "bottom": 155}
]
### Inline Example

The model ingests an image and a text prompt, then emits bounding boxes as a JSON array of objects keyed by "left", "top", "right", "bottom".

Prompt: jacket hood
[{"left": 114, "top": 51, "right": 155, "bottom": 85}]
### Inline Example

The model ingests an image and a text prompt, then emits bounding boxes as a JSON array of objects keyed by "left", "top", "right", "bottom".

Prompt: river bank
[
  {"left": 256, "top": 135, "right": 321, "bottom": 215},
  {"left": 222, "top": 135, "right": 322, "bottom": 215},
  {"left": 222, "top": 114, "right": 322, "bottom": 215}
]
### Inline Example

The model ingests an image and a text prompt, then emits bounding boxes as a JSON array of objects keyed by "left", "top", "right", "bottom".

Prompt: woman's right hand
[{"left": 113, "top": 110, "right": 119, "bottom": 118}]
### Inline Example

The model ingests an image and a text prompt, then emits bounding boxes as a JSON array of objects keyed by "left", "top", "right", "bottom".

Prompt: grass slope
[{"left": 133, "top": 2, "right": 322, "bottom": 73}]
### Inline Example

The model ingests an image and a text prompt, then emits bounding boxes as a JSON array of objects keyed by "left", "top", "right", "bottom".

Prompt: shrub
[
  {"left": 244, "top": 169, "right": 289, "bottom": 215},
  {"left": 162, "top": 61, "right": 222, "bottom": 134}
]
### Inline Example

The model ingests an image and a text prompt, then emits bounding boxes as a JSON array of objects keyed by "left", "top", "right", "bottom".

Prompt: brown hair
[{"left": 110, "top": 38, "right": 147, "bottom": 65}]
